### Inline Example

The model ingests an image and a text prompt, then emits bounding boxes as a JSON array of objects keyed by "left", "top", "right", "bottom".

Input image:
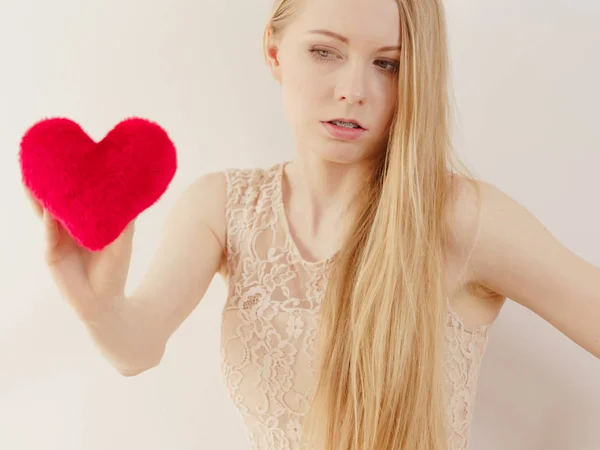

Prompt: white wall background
[{"left": 1, "top": 0, "right": 599, "bottom": 448}]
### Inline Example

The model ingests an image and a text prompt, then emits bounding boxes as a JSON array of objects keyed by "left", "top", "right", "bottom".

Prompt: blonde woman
[{"left": 27, "top": 0, "right": 599, "bottom": 449}]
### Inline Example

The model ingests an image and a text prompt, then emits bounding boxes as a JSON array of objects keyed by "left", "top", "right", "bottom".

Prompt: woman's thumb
[
  {"left": 109, "top": 221, "right": 135, "bottom": 255},
  {"left": 43, "top": 209, "right": 61, "bottom": 252},
  {"left": 24, "top": 188, "right": 43, "bottom": 219}
]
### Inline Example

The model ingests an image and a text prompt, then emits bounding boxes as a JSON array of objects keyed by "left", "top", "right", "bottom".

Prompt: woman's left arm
[{"left": 460, "top": 179, "right": 600, "bottom": 358}]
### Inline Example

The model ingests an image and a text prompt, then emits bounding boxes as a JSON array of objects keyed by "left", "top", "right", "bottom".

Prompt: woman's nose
[{"left": 335, "top": 63, "right": 366, "bottom": 105}]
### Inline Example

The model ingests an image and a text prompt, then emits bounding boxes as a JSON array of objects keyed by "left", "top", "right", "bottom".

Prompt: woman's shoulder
[
  {"left": 171, "top": 171, "right": 229, "bottom": 252},
  {"left": 443, "top": 173, "right": 507, "bottom": 327},
  {"left": 175, "top": 162, "right": 284, "bottom": 250}
]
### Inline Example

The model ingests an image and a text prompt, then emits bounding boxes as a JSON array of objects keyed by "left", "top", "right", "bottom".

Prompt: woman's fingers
[
  {"left": 43, "top": 208, "right": 60, "bottom": 251},
  {"left": 24, "top": 188, "right": 43, "bottom": 218},
  {"left": 26, "top": 188, "right": 61, "bottom": 259}
]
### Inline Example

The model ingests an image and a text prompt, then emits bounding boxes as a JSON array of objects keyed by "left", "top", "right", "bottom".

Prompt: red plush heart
[{"left": 19, "top": 117, "right": 177, "bottom": 251}]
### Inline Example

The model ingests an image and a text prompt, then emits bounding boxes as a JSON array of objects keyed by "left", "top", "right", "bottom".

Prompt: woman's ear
[{"left": 265, "top": 28, "right": 283, "bottom": 84}]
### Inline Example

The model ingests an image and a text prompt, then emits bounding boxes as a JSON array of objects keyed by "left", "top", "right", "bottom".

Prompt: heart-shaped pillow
[{"left": 19, "top": 117, "right": 177, "bottom": 251}]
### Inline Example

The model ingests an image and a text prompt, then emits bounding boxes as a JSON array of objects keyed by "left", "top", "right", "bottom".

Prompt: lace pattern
[{"left": 219, "top": 162, "right": 492, "bottom": 450}]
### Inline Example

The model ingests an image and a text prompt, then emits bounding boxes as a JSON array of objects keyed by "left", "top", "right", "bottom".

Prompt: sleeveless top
[{"left": 218, "top": 162, "right": 494, "bottom": 450}]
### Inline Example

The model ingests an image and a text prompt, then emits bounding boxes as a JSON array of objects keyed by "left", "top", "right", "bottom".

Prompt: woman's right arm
[{"left": 69, "top": 172, "right": 227, "bottom": 376}]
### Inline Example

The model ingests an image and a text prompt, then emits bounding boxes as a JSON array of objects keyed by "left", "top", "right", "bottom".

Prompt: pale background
[{"left": 0, "top": 0, "right": 599, "bottom": 449}]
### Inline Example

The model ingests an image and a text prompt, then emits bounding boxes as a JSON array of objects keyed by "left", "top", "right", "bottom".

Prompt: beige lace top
[{"left": 218, "top": 162, "right": 494, "bottom": 450}]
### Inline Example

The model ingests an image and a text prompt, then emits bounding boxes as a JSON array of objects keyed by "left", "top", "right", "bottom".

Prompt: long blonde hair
[{"left": 263, "top": 1, "right": 477, "bottom": 448}]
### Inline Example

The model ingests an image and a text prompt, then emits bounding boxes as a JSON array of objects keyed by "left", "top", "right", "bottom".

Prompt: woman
[{"left": 27, "top": 0, "right": 600, "bottom": 449}]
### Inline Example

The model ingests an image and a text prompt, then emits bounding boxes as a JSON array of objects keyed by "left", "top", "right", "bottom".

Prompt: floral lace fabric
[{"left": 218, "top": 162, "right": 492, "bottom": 450}]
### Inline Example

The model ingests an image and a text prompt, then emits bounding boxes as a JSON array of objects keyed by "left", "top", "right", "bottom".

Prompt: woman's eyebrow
[{"left": 307, "top": 29, "right": 401, "bottom": 52}]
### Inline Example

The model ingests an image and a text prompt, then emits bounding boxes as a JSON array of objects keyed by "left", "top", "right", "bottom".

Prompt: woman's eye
[
  {"left": 309, "top": 48, "right": 399, "bottom": 73},
  {"left": 376, "top": 60, "right": 399, "bottom": 73},
  {"left": 310, "top": 48, "right": 336, "bottom": 60}
]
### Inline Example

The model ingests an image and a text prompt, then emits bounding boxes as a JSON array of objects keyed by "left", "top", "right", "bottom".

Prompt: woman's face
[{"left": 267, "top": 0, "right": 401, "bottom": 165}]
